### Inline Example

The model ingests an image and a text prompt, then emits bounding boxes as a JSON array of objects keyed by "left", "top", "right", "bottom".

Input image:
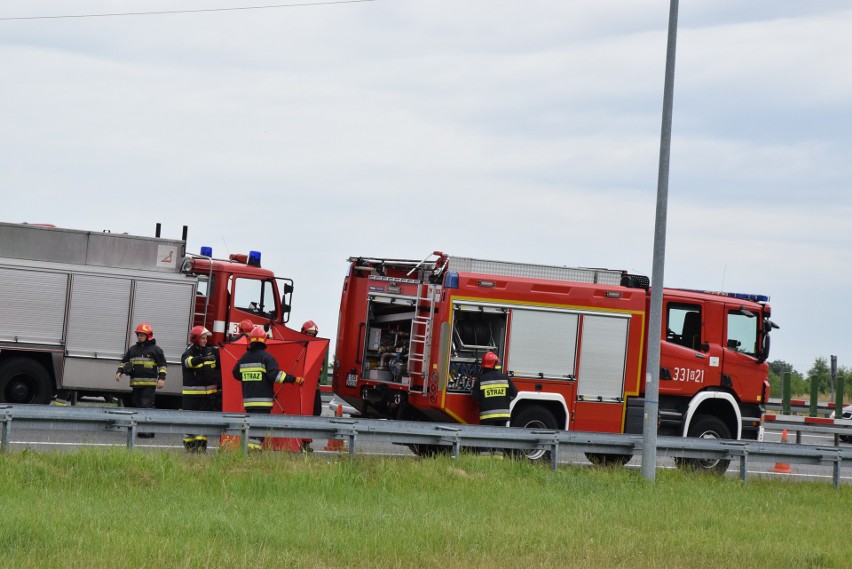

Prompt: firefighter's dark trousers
[
  {"left": 130, "top": 386, "right": 156, "bottom": 438},
  {"left": 182, "top": 394, "right": 216, "bottom": 452},
  {"left": 245, "top": 407, "right": 272, "bottom": 451}
]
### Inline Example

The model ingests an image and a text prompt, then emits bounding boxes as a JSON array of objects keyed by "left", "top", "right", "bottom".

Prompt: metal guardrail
[
  {"left": 765, "top": 398, "right": 840, "bottom": 417},
  {"left": 763, "top": 413, "right": 852, "bottom": 445},
  {"left": 2, "top": 404, "right": 851, "bottom": 486}
]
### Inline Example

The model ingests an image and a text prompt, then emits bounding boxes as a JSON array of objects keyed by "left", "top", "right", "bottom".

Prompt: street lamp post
[{"left": 642, "top": 0, "right": 679, "bottom": 482}]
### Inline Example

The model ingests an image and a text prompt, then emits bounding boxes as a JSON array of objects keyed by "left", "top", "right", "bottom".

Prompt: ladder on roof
[{"left": 407, "top": 282, "right": 438, "bottom": 394}]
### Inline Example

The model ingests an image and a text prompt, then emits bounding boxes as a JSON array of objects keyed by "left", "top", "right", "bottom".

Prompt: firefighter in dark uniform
[
  {"left": 232, "top": 326, "right": 303, "bottom": 451},
  {"left": 472, "top": 351, "right": 517, "bottom": 457},
  {"left": 115, "top": 322, "right": 167, "bottom": 438},
  {"left": 473, "top": 352, "right": 517, "bottom": 418},
  {"left": 300, "top": 320, "right": 323, "bottom": 418},
  {"left": 231, "top": 319, "right": 255, "bottom": 341},
  {"left": 180, "top": 326, "right": 221, "bottom": 452}
]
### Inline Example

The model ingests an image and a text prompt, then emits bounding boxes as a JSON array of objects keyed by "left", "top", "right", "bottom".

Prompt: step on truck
[
  {"left": 0, "top": 221, "right": 327, "bottom": 411},
  {"left": 331, "top": 252, "right": 778, "bottom": 472}
]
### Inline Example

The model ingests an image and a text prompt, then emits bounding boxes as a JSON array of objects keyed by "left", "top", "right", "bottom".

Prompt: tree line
[{"left": 768, "top": 358, "right": 849, "bottom": 401}]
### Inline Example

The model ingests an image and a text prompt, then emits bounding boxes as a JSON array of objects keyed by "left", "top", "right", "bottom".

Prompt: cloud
[{"left": 0, "top": 0, "right": 849, "bottom": 373}]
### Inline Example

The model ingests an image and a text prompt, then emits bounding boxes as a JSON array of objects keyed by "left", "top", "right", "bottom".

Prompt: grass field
[{"left": 1, "top": 449, "right": 848, "bottom": 569}]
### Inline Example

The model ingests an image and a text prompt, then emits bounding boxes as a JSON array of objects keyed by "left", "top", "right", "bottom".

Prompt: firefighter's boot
[{"left": 183, "top": 436, "right": 198, "bottom": 452}]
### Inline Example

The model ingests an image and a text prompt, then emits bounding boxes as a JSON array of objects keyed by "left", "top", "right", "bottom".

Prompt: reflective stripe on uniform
[
  {"left": 243, "top": 398, "right": 274, "bottom": 408},
  {"left": 130, "top": 380, "right": 158, "bottom": 387},
  {"left": 182, "top": 385, "right": 220, "bottom": 396},
  {"left": 480, "top": 379, "right": 510, "bottom": 399},
  {"left": 480, "top": 409, "right": 511, "bottom": 421},
  {"left": 238, "top": 364, "right": 267, "bottom": 382}
]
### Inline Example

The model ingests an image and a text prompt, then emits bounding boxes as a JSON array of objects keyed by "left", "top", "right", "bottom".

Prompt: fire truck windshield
[{"left": 233, "top": 278, "right": 278, "bottom": 319}]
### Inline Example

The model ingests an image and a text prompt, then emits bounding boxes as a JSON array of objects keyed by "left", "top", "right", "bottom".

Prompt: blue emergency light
[
  {"left": 248, "top": 250, "right": 262, "bottom": 267},
  {"left": 684, "top": 289, "right": 769, "bottom": 303},
  {"left": 444, "top": 271, "right": 459, "bottom": 289},
  {"left": 200, "top": 246, "right": 213, "bottom": 257}
]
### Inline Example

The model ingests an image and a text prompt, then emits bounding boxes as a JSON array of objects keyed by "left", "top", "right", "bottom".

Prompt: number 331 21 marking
[{"left": 673, "top": 367, "right": 704, "bottom": 383}]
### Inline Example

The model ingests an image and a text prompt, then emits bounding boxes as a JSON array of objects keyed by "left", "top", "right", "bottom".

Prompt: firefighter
[
  {"left": 115, "top": 322, "right": 167, "bottom": 438},
  {"left": 472, "top": 351, "right": 517, "bottom": 456},
  {"left": 232, "top": 327, "right": 304, "bottom": 451},
  {"left": 180, "top": 326, "right": 221, "bottom": 452},
  {"left": 232, "top": 319, "right": 255, "bottom": 341},
  {"left": 300, "top": 320, "right": 319, "bottom": 337},
  {"left": 299, "top": 319, "right": 324, "bottom": 437}
]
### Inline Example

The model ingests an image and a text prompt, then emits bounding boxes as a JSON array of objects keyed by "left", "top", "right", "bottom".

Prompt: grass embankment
[{"left": 1, "top": 450, "right": 848, "bottom": 569}]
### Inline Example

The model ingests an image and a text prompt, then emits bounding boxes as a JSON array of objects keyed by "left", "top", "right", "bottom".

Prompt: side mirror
[{"left": 278, "top": 278, "right": 294, "bottom": 323}]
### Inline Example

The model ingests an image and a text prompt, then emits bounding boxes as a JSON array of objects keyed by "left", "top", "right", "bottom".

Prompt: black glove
[{"left": 202, "top": 355, "right": 217, "bottom": 363}]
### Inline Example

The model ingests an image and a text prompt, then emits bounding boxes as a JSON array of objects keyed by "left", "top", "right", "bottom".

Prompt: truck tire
[
  {"left": 510, "top": 405, "right": 558, "bottom": 462},
  {"left": 674, "top": 414, "right": 732, "bottom": 475},
  {"left": 0, "top": 358, "right": 54, "bottom": 405}
]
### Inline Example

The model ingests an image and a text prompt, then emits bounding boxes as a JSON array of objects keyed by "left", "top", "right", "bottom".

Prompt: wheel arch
[
  {"left": 683, "top": 391, "right": 741, "bottom": 439},
  {"left": 511, "top": 392, "right": 569, "bottom": 431},
  {"left": 0, "top": 350, "right": 59, "bottom": 404},
  {"left": 0, "top": 349, "right": 59, "bottom": 385}
]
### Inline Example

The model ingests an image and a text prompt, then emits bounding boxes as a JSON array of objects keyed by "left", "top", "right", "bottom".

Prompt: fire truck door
[
  {"left": 661, "top": 303, "right": 722, "bottom": 392},
  {"left": 720, "top": 303, "right": 763, "bottom": 401}
]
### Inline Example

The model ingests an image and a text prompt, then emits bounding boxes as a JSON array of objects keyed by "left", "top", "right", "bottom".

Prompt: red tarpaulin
[{"left": 218, "top": 330, "right": 329, "bottom": 451}]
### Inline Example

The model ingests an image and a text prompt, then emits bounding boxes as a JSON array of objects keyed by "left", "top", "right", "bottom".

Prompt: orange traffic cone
[
  {"left": 323, "top": 405, "right": 347, "bottom": 452},
  {"left": 771, "top": 429, "right": 792, "bottom": 474}
]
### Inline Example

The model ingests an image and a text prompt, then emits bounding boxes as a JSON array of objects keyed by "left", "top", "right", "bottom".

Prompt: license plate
[{"left": 346, "top": 373, "right": 357, "bottom": 388}]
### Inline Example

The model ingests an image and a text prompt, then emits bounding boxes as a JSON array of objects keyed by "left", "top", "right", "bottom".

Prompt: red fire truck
[
  {"left": 0, "top": 222, "right": 327, "bottom": 412},
  {"left": 331, "top": 252, "right": 778, "bottom": 472}
]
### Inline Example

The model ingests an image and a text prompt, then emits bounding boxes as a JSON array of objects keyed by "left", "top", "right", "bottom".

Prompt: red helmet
[
  {"left": 249, "top": 327, "right": 267, "bottom": 343},
  {"left": 301, "top": 320, "right": 318, "bottom": 336},
  {"left": 189, "top": 326, "right": 212, "bottom": 344},
  {"left": 135, "top": 322, "right": 154, "bottom": 339},
  {"left": 239, "top": 319, "right": 254, "bottom": 335},
  {"left": 481, "top": 351, "right": 500, "bottom": 369}
]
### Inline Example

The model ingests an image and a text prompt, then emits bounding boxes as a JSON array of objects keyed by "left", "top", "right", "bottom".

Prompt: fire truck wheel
[
  {"left": 0, "top": 358, "right": 53, "bottom": 405},
  {"left": 585, "top": 453, "right": 632, "bottom": 468},
  {"left": 510, "top": 405, "right": 558, "bottom": 461},
  {"left": 674, "top": 414, "right": 732, "bottom": 475}
]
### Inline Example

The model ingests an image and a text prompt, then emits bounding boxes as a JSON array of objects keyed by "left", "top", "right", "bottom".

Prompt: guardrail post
[
  {"left": 834, "top": 358, "right": 844, "bottom": 425},
  {"left": 809, "top": 374, "right": 819, "bottom": 417},
  {"left": 739, "top": 452, "right": 748, "bottom": 484},
  {"left": 436, "top": 425, "right": 460, "bottom": 459},
  {"left": 127, "top": 423, "right": 136, "bottom": 451},
  {"left": 1, "top": 411, "right": 10, "bottom": 454},
  {"left": 832, "top": 454, "right": 841, "bottom": 489},
  {"left": 782, "top": 372, "right": 791, "bottom": 415},
  {"left": 347, "top": 432, "right": 357, "bottom": 457}
]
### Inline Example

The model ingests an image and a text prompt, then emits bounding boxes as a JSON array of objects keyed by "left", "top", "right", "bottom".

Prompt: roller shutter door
[
  {"left": 507, "top": 309, "right": 578, "bottom": 380},
  {"left": 577, "top": 315, "right": 629, "bottom": 401},
  {"left": 0, "top": 267, "right": 68, "bottom": 345},
  {"left": 66, "top": 274, "right": 131, "bottom": 359}
]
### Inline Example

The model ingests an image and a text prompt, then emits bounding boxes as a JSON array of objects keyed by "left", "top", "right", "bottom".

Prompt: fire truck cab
[{"left": 332, "top": 252, "right": 776, "bottom": 472}]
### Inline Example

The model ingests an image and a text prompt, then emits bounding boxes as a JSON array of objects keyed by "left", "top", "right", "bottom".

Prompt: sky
[{"left": 1, "top": 0, "right": 850, "bottom": 375}]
